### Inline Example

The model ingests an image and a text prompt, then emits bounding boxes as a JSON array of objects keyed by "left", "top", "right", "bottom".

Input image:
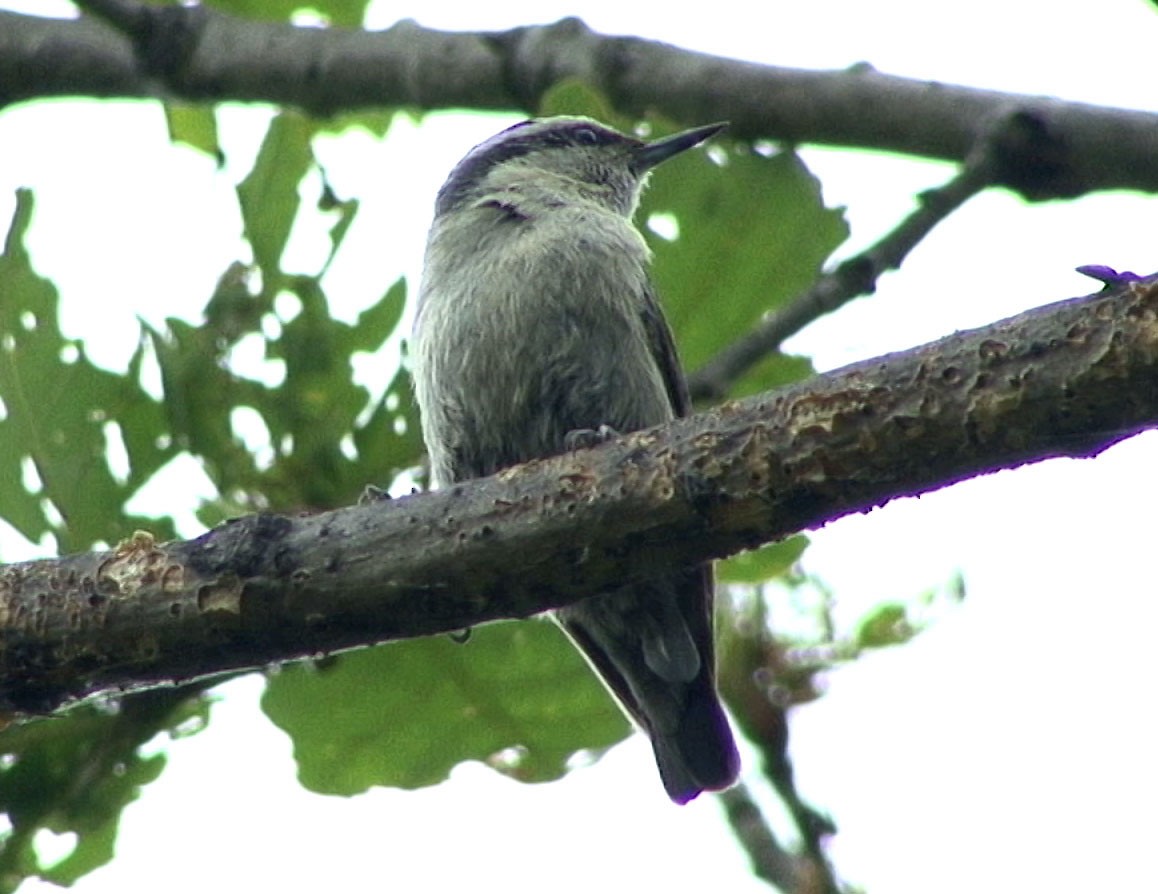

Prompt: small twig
[
  {"left": 720, "top": 783, "right": 841, "bottom": 893},
  {"left": 720, "top": 602, "right": 842, "bottom": 891},
  {"left": 719, "top": 784, "right": 801, "bottom": 890},
  {"left": 688, "top": 115, "right": 1009, "bottom": 401}
]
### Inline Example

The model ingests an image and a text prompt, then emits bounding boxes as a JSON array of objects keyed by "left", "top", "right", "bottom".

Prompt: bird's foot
[{"left": 564, "top": 424, "right": 619, "bottom": 452}]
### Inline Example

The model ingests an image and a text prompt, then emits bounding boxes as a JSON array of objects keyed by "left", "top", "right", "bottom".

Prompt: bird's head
[{"left": 435, "top": 116, "right": 726, "bottom": 219}]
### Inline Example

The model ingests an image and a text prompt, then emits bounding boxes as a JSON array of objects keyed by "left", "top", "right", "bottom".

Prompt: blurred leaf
[
  {"left": 237, "top": 112, "right": 315, "bottom": 284},
  {"left": 353, "top": 365, "right": 425, "bottom": 488},
  {"left": 150, "top": 270, "right": 417, "bottom": 513},
  {"left": 203, "top": 261, "right": 266, "bottom": 344},
  {"left": 262, "top": 622, "right": 630, "bottom": 795},
  {"left": 147, "top": 316, "right": 265, "bottom": 496},
  {"left": 855, "top": 602, "right": 915, "bottom": 649},
  {"left": 0, "top": 692, "right": 211, "bottom": 892},
  {"left": 734, "top": 350, "right": 816, "bottom": 399},
  {"left": 163, "top": 103, "right": 222, "bottom": 163},
  {"left": 644, "top": 147, "right": 845, "bottom": 397},
  {"left": 318, "top": 179, "right": 359, "bottom": 275},
  {"left": 720, "top": 535, "right": 809, "bottom": 584},
  {"left": 850, "top": 576, "right": 960, "bottom": 652},
  {"left": 350, "top": 278, "right": 406, "bottom": 353},
  {"left": 319, "top": 108, "right": 404, "bottom": 138},
  {"left": 0, "top": 190, "right": 178, "bottom": 553},
  {"left": 205, "top": 0, "right": 370, "bottom": 26},
  {"left": 538, "top": 80, "right": 628, "bottom": 127},
  {"left": 258, "top": 276, "right": 382, "bottom": 506}
]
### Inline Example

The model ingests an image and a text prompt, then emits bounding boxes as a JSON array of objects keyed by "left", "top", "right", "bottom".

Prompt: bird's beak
[{"left": 633, "top": 122, "right": 728, "bottom": 172}]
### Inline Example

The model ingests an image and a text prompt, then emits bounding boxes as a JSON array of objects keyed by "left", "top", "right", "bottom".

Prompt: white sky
[{"left": 2, "top": 1, "right": 1158, "bottom": 892}]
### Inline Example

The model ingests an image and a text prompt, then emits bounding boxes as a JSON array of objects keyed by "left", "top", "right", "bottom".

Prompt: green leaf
[
  {"left": 353, "top": 365, "right": 425, "bottom": 488},
  {"left": 236, "top": 112, "right": 315, "bottom": 284},
  {"left": 203, "top": 261, "right": 267, "bottom": 344},
  {"left": 258, "top": 276, "right": 371, "bottom": 505},
  {"left": 163, "top": 103, "right": 222, "bottom": 163},
  {"left": 204, "top": 0, "right": 370, "bottom": 27},
  {"left": 262, "top": 622, "right": 630, "bottom": 795},
  {"left": 719, "top": 534, "right": 809, "bottom": 584},
  {"left": 538, "top": 80, "right": 628, "bottom": 126},
  {"left": 320, "top": 185, "right": 359, "bottom": 275},
  {"left": 0, "top": 190, "right": 178, "bottom": 552},
  {"left": 147, "top": 317, "right": 264, "bottom": 495},
  {"left": 149, "top": 268, "right": 417, "bottom": 512},
  {"left": 855, "top": 602, "right": 914, "bottom": 649},
  {"left": 0, "top": 692, "right": 211, "bottom": 892},
  {"left": 643, "top": 146, "right": 846, "bottom": 397},
  {"left": 319, "top": 108, "right": 405, "bottom": 138},
  {"left": 263, "top": 275, "right": 419, "bottom": 505},
  {"left": 350, "top": 278, "right": 406, "bottom": 353}
]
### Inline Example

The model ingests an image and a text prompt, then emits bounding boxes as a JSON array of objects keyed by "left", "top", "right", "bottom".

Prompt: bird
[{"left": 410, "top": 115, "right": 740, "bottom": 803}]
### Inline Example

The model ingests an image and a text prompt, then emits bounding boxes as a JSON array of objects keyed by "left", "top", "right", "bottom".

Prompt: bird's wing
[{"left": 638, "top": 280, "right": 692, "bottom": 419}]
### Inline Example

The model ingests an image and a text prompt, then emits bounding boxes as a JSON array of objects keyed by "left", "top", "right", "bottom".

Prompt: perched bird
[{"left": 410, "top": 116, "right": 740, "bottom": 803}]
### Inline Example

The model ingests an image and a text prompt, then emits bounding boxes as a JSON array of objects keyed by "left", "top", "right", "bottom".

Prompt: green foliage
[
  {"left": 149, "top": 273, "right": 416, "bottom": 514},
  {"left": 855, "top": 572, "right": 965, "bottom": 650},
  {"left": 164, "top": 103, "right": 222, "bottom": 163},
  {"left": 641, "top": 143, "right": 844, "bottom": 398},
  {"left": 719, "top": 535, "right": 809, "bottom": 584},
  {"left": 149, "top": 110, "right": 420, "bottom": 514},
  {"left": 0, "top": 692, "right": 210, "bottom": 893},
  {"left": 237, "top": 112, "right": 315, "bottom": 284},
  {"left": 0, "top": 191, "right": 179, "bottom": 555},
  {"left": 263, "top": 623, "right": 629, "bottom": 795},
  {"left": 0, "top": 101, "right": 420, "bottom": 890},
  {"left": 0, "top": 69, "right": 910, "bottom": 894},
  {"left": 202, "top": 0, "right": 371, "bottom": 27},
  {"left": 538, "top": 79, "right": 625, "bottom": 124}
]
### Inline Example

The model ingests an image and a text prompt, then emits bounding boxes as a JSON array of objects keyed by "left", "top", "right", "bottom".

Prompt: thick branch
[
  {"left": 2, "top": 10, "right": 1157, "bottom": 198},
  {"left": 2, "top": 277, "right": 1157, "bottom": 713}
]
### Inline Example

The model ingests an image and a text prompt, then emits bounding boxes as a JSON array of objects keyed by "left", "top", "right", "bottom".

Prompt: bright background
[{"left": 2, "top": 1, "right": 1157, "bottom": 892}]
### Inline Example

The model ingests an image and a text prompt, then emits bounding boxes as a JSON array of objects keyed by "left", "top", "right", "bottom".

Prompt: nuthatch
[{"left": 411, "top": 117, "right": 739, "bottom": 803}]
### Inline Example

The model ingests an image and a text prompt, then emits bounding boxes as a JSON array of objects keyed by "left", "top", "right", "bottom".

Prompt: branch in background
[
  {"left": 1, "top": 8, "right": 1156, "bottom": 197},
  {"left": 689, "top": 110, "right": 1012, "bottom": 399},
  {"left": 719, "top": 559, "right": 953, "bottom": 890},
  {"left": 2, "top": 276, "right": 1156, "bottom": 713},
  {"left": 721, "top": 784, "right": 841, "bottom": 894},
  {"left": 720, "top": 601, "right": 843, "bottom": 892}
]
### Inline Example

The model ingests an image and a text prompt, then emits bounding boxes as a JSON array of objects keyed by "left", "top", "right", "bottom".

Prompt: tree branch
[
  {"left": 2, "top": 8, "right": 1158, "bottom": 198},
  {"left": 688, "top": 113, "right": 1006, "bottom": 399},
  {"left": 721, "top": 784, "right": 840, "bottom": 893},
  {"left": 2, "top": 276, "right": 1156, "bottom": 713}
]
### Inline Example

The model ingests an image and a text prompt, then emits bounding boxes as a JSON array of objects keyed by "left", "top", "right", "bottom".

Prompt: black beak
[{"left": 633, "top": 122, "right": 728, "bottom": 173}]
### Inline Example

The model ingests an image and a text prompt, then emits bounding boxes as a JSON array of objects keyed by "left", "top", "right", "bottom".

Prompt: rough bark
[{"left": 2, "top": 276, "right": 1156, "bottom": 713}]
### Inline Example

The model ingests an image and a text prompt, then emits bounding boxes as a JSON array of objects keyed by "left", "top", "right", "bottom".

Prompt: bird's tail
[
  {"left": 553, "top": 567, "right": 740, "bottom": 803},
  {"left": 650, "top": 673, "right": 740, "bottom": 804}
]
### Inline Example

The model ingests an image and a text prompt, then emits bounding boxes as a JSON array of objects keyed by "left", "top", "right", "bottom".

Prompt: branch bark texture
[
  {"left": 2, "top": 9, "right": 1157, "bottom": 198},
  {"left": 2, "top": 278, "right": 1156, "bottom": 713}
]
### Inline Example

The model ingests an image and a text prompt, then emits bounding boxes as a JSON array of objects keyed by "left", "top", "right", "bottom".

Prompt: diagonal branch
[
  {"left": 688, "top": 108, "right": 1014, "bottom": 400},
  {"left": 2, "top": 8, "right": 1158, "bottom": 197},
  {"left": 721, "top": 784, "right": 841, "bottom": 894},
  {"left": 2, "top": 276, "right": 1157, "bottom": 714}
]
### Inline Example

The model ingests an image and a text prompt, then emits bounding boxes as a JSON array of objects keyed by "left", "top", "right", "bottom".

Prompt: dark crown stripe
[{"left": 434, "top": 120, "right": 634, "bottom": 216}]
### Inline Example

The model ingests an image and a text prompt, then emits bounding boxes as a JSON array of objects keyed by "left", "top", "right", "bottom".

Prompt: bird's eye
[{"left": 574, "top": 127, "right": 599, "bottom": 145}]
